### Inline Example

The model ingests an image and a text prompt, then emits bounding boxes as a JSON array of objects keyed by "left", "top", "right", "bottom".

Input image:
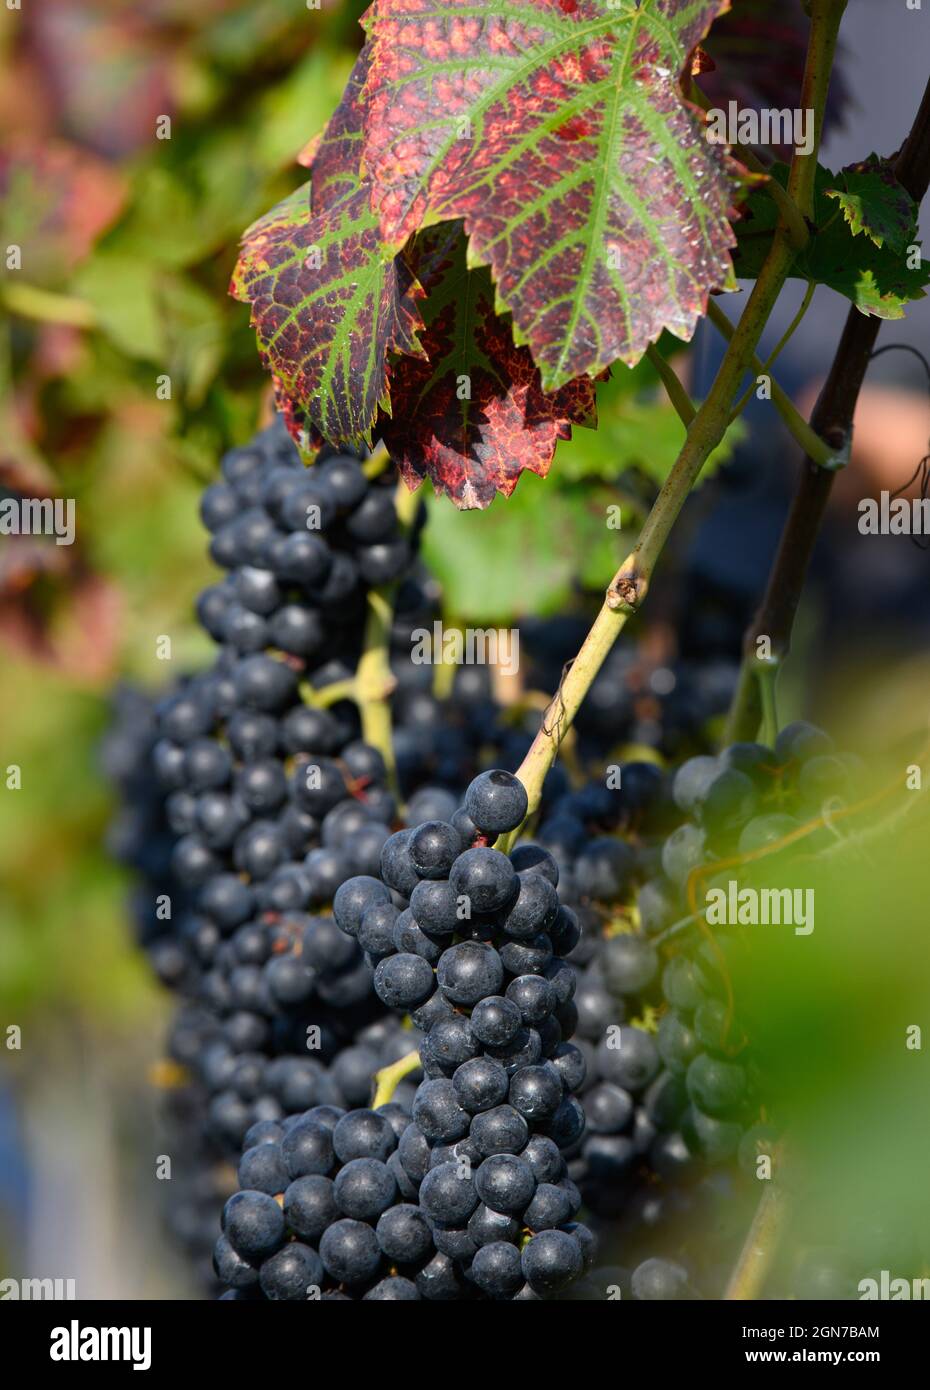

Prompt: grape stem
[
  {"left": 725, "top": 65, "right": 930, "bottom": 744},
  {"left": 499, "top": 1, "right": 846, "bottom": 835},
  {"left": 371, "top": 1049, "right": 420, "bottom": 1108},
  {"left": 645, "top": 344, "right": 696, "bottom": 427},
  {"left": 724, "top": 1178, "right": 787, "bottom": 1300},
  {"left": 300, "top": 470, "right": 421, "bottom": 803},
  {"left": 356, "top": 588, "right": 400, "bottom": 796}
]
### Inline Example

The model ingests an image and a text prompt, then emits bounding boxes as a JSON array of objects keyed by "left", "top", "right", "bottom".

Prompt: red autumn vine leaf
[
  {"left": 230, "top": 49, "right": 426, "bottom": 451},
  {"left": 359, "top": 0, "right": 739, "bottom": 391},
  {"left": 381, "top": 222, "right": 597, "bottom": 509},
  {"left": 309, "top": 45, "right": 372, "bottom": 216}
]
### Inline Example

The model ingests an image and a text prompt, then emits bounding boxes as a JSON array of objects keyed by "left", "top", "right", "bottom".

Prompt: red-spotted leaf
[
  {"left": 269, "top": 373, "right": 324, "bottom": 454},
  {"left": 380, "top": 223, "right": 597, "bottom": 509},
  {"left": 231, "top": 178, "right": 425, "bottom": 450},
  {"left": 310, "top": 46, "right": 371, "bottom": 215},
  {"left": 360, "top": 0, "right": 738, "bottom": 390},
  {"left": 825, "top": 155, "right": 919, "bottom": 255}
]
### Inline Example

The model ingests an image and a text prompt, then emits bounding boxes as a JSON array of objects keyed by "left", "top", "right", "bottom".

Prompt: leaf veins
[{"left": 360, "top": 0, "right": 739, "bottom": 389}]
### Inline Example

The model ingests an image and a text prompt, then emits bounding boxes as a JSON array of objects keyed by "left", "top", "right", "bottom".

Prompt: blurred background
[{"left": 0, "top": 0, "right": 928, "bottom": 1299}]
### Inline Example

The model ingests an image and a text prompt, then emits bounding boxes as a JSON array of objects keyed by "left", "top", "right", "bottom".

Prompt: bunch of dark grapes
[
  {"left": 217, "top": 1103, "right": 452, "bottom": 1301},
  {"left": 324, "top": 769, "right": 598, "bottom": 1300},
  {"left": 517, "top": 721, "right": 864, "bottom": 1297},
  {"left": 520, "top": 616, "right": 739, "bottom": 763},
  {"left": 197, "top": 415, "right": 414, "bottom": 651},
  {"left": 101, "top": 684, "right": 197, "bottom": 965},
  {"left": 110, "top": 413, "right": 871, "bottom": 1302},
  {"left": 100, "top": 420, "right": 421, "bottom": 1281},
  {"left": 151, "top": 998, "right": 429, "bottom": 1294}
]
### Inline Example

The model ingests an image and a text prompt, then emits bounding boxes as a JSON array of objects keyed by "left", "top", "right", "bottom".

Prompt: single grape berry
[
  {"left": 464, "top": 770, "right": 529, "bottom": 836},
  {"left": 408, "top": 820, "right": 462, "bottom": 880},
  {"left": 449, "top": 847, "right": 517, "bottom": 914},
  {"left": 436, "top": 941, "right": 504, "bottom": 1007}
]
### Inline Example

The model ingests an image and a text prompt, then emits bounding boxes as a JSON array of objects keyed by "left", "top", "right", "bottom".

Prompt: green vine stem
[
  {"left": 499, "top": 1, "right": 845, "bottom": 839},
  {"left": 725, "top": 64, "right": 930, "bottom": 744},
  {"left": 706, "top": 300, "right": 836, "bottom": 467},
  {"left": 646, "top": 343, "right": 696, "bottom": 427},
  {"left": 727, "top": 279, "right": 816, "bottom": 425},
  {"left": 764, "top": 280, "right": 817, "bottom": 373},
  {"left": 503, "top": 237, "right": 796, "bottom": 831},
  {"left": 371, "top": 1049, "right": 420, "bottom": 1108}
]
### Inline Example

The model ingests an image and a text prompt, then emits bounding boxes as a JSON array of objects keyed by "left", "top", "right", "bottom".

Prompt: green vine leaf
[
  {"left": 421, "top": 471, "right": 623, "bottom": 623},
  {"left": 381, "top": 222, "right": 598, "bottom": 509},
  {"left": 360, "top": 0, "right": 739, "bottom": 391},
  {"left": 555, "top": 366, "right": 742, "bottom": 485},
  {"left": 735, "top": 163, "right": 929, "bottom": 319},
  {"left": 824, "top": 155, "right": 919, "bottom": 254}
]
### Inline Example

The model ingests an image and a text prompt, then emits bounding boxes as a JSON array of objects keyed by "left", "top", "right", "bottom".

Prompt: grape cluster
[
  {"left": 327, "top": 769, "right": 598, "bottom": 1299},
  {"left": 218, "top": 1102, "right": 463, "bottom": 1301},
  {"left": 112, "top": 419, "right": 420, "bottom": 994},
  {"left": 157, "top": 1001, "right": 427, "bottom": 1291},
  {"left": 109, "top": 415, "right": 865, "bottom": 1300},
  {"left": 508, "top": 722, "right": 863, "bottom": 1296},
  {"left": 197, "top": 417, "right": 413, "bottom": 647},
  {"left": 521, "top": 616, "right": 740, "bottom": 763},
  {"left": 656, "top": 720, "right": 860, "bottom": 892}
]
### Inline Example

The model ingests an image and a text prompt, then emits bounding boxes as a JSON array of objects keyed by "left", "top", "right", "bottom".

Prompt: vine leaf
[
  {"left": 231, "top": 48, "right": 426, "bottom": 450},
  {"left": 381, "top": 223, "right": 598, "bottom": 509},
  {"left": 231, "top": 184, "right": 424, "bottom": 449},
  {"left": 310, "top": 46, "right": 372, "bottom": 216},
  {"left": 735, "top": 163, "right": 929, "bottom": 319},
  {"left": 360, "top": 0, "right": 739, "bottom": 391},
  {"left": 824, "top": 155, "right": 919, "bottom": 254}
]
